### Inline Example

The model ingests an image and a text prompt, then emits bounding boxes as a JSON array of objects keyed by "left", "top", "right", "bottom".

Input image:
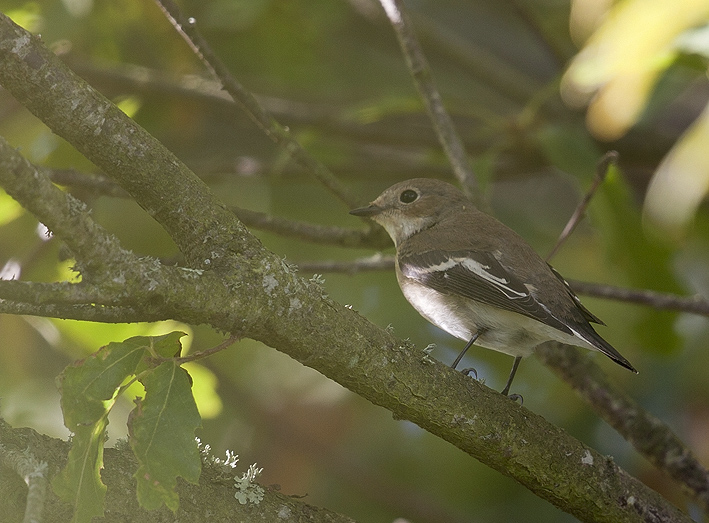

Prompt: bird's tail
[{"left": 576, "top": 324, "right": 637, "bottom": 373}]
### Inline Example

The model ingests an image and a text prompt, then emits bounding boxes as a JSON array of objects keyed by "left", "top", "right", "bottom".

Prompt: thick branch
[
  {"left": 0, "top": 436, "right": 48, "bottom": 523},
  {"left": 0, "top": 418, "right": 356, "bottom": 523},
  {"left": 0, "top": 137, "right": 132, "bottom": 274},
  {"left": 0, "top": 15, "right": 259, "bottom": 269},
  {"left": 0, "top": 280, "right": 110, "bottom": 305},
  {"left": 0, "top": 300, "right": 160, "bottom": 323}
]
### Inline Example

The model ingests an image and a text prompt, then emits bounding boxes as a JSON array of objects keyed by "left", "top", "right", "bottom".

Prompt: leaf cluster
[{"left": 52, "top": 333, "right": 201, "bottom": 521}]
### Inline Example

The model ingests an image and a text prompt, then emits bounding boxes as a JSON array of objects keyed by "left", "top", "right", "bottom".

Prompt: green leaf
[
  {"left": 52, "top": 332, "right": 195, "bottom": 518},
  {"left": 58, "top": 339, "right": 147, "bottom": 428},
  {"left": 147, "top": 331, "right": 188, "bottom": 358},
  {"left": 129, "top": 360, "right": 202, "bottom": 512},
  {"left": 51, "top": 419, "right": 109, "bottom": 523},
  {"left": 53, "top": 339, "right": 148, "bottom": 521},
  {"left": 134, "top": 331, "right": 188, "bottom": 374}
]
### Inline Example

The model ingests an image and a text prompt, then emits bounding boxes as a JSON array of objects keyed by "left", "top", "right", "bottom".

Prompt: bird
[{"left": 350, "top": 178, "right": 636, "bottom": 396}]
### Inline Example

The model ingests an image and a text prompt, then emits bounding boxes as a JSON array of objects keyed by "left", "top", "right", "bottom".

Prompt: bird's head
[{"left": 350, "top": 178, "right": 470, "bottom": 246}]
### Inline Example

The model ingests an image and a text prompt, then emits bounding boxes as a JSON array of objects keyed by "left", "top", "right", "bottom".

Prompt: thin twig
[
  {"left": 297, "top": 254, "right": 395, "bottom": 275},
  {"left": 567, "top": 279, "right": 709, "bottom": 317},
  {"left": 0, "top": 445, "right": 48, "bottom": 523},
  {"left": 173, "top": 336, "right": 239, "bottom": 365},
  {"left": 152, "top": 0, "right": 360, "bottom": 209},
  {"left": 231, "top": 207, "right": 391, "bottom": 249},
  {"left": 48, "top": 168, "right": 391, "bottom": 248},
  {"left": 49, "top": 168, "right": 129, "bottom": 198},
  {"left": 546, "top": 151, "right": 618, "bottom": 261},
  {"left": 378, "top": 0, "right": 478, "bottom": 201},
  {"left": 47, "top": 166, "right": 385, "bottom": 248}
]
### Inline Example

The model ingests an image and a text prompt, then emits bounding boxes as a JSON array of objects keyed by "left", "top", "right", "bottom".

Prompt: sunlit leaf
[
  {"left": 562, "top": 0, "right": 709, "bottom": 139},
  {"left": 644, "top": 101, "right": 709, "bottom": 236},
  {"left": 147, "top": 331, "right": 187, "bottom": 358},
  {"left": 183, "top": 362, "right": 223, "bottom": 419},
  {"left": 133, "top": 331, "right": 187, "bottom": 375}
]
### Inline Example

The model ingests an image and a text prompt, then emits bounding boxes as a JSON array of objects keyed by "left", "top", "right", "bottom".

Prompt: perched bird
[{"left": 350, "top": 178, "right": 636, "bottom": 396}]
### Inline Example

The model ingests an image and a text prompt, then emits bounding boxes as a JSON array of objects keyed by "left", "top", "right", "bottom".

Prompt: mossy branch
[{"left": 0, "top": 418, "right": 356, "bottom": 523}]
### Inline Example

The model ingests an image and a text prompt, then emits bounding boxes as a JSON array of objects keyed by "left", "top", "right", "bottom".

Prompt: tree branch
[
  {"left": 546, "top": 151, "right": 617, "bottom": 261},
  {"left": 0, "top": 418, "right": 356, "bottom": 523},
  {"left": 0, "top": 137, "right": 132, "bottom": 275},
  {"left": 536, "top": 343, "right": 709, "bottom": 513},
  {"left": 230, "top": 207, "right": 391, "bottom": 248},
  {"left": 0, "top": 280, "right": 109, "bottom": 305},
  {"left": 568, "top": 280, "right": 709, "bottom": 317},
  {"left": 0, "top": 435, "right": 48, "bottom": 523},
  {"left": 0, "top": 15, "right": 259, "bottom": 269},
  {"left": 49, "top": 168, "right": 130, "bottom": 198},
  {"left": 48, "top": 167, "right": 391, "bottom": 248},
  {"left": 299, "top": 257, "right": 709, "bottom": 508},
  {"left": 298, "top": 254, "right": 395, "bottom": 275},
  {"left": 0, "top": 297, "right": 165, "bottom": 324}
]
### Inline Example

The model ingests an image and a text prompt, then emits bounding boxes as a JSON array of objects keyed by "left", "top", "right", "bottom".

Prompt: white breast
[{"left": 397, "top": 276, "right": 594, "bottom": 358}]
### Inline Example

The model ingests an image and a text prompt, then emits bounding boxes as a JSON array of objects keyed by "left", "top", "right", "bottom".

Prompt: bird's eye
[{"left": 399, "top": 189, "right": 419, "bottom": 203}]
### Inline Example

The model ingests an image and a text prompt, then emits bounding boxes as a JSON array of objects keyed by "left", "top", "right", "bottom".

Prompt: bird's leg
[
  {"left": 500, "top": 356, "right": 522, "bottom": 396},
  {"left": 451, "top": 329, "right": 484, "bottom": 370}
]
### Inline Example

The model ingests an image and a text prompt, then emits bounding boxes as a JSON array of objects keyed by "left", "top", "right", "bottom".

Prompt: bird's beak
[{"left": 349, "top": 204, "right": 383, "bottom": 217}]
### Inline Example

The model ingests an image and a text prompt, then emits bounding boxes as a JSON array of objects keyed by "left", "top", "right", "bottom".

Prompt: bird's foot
[
  {"left": 506, "top": 393, "right": 523, "bottom": 405},
  {"left": 460, "top": 367, "right": 478, "bottom": 379}
]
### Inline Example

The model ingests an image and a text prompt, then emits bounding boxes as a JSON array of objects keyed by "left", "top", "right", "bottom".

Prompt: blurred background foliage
[{"left": 1, "top": 0, "right": 709, "bottom": 521}]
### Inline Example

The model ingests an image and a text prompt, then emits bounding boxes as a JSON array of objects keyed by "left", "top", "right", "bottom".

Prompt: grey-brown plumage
[{"left": 350, "top": 178, "right": 636, "bottom": 395}]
